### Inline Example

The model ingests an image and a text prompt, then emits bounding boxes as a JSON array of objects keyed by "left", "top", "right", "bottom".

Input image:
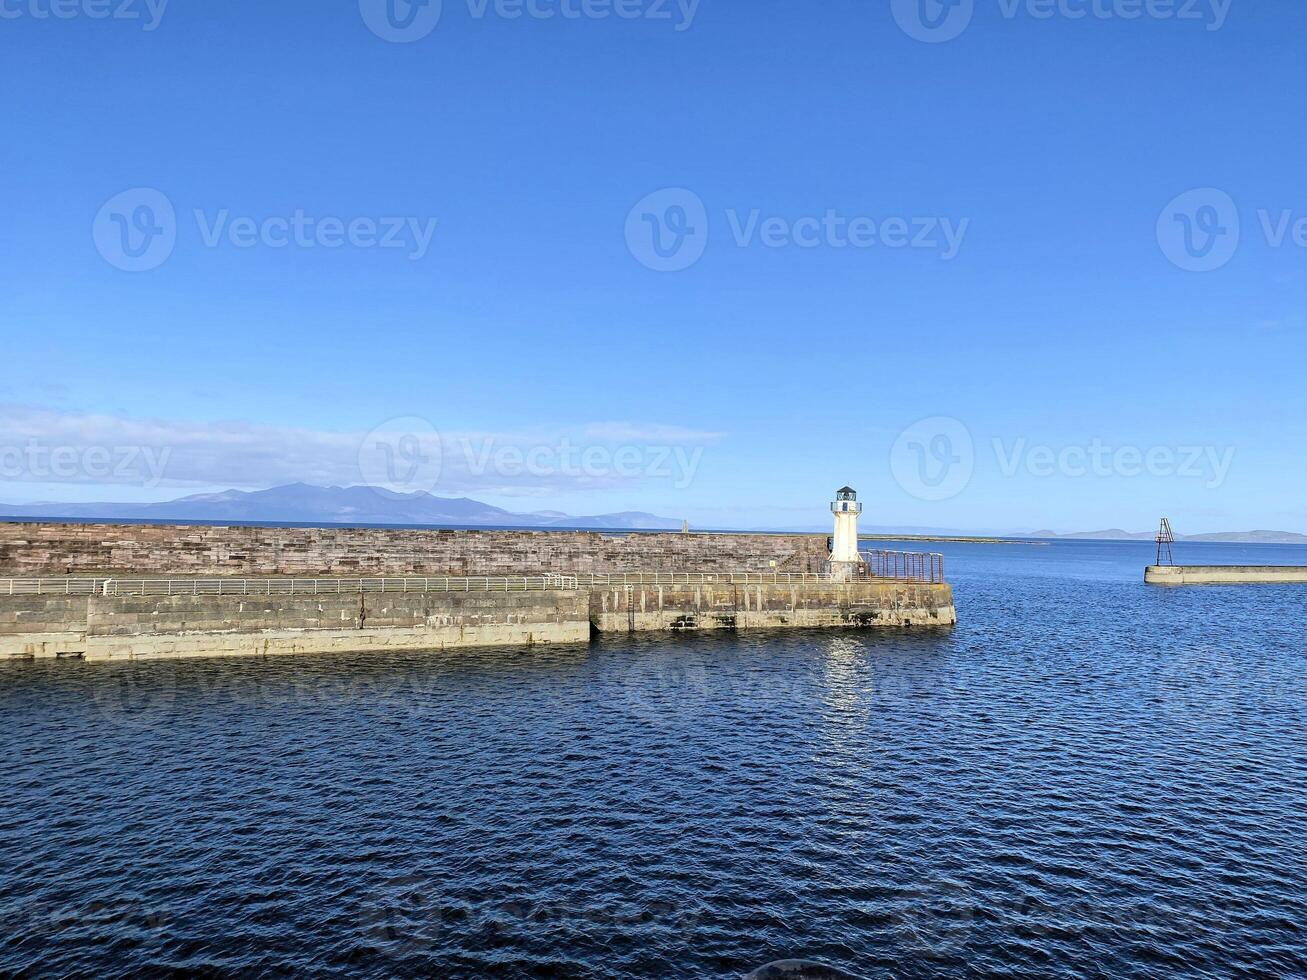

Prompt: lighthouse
[{"left": 829, "top": 486, "right": 863, "bottom": 580}]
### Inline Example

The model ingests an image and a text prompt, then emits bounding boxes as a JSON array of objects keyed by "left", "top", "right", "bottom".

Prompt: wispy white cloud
[{"left": 0, "top": 405, "right": 719, "bottom": 497}]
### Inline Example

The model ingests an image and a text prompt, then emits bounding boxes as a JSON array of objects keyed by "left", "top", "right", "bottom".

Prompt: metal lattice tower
[{"left": 1155, "top": 518, "right": 1175, "bottom": 566}]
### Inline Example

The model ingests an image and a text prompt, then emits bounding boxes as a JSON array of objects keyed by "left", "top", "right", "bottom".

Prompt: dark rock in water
[{"left": 744, "top": 960, "right": 866, "bottom": 980}]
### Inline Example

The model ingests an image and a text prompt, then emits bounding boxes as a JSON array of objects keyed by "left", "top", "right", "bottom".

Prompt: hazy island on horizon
[{"left": 2, "top": 484, "right": 1306, "bottom": 544}]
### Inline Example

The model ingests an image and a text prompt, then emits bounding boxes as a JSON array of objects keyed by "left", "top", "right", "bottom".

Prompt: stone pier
[
  {"left": 0, "top": 522, "right": 956, "bottom": 662},
  {"left": 1145, "top": 565, "right": 1307, "bottom": 585}
]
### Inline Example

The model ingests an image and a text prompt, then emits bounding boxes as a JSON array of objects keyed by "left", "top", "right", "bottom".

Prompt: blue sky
[{"left": 1, "top": 0, "right": 1305, "bottom": 533}]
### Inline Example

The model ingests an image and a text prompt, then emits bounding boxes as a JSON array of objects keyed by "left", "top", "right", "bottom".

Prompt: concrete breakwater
[
  {"left": 1145, "top": 565, "right": 1307, "bottom": 585},
  {"left": 0, "top": 576, "right": 955, "bottom": 661}
]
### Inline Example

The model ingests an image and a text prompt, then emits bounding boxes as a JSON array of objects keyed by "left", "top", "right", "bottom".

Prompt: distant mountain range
[
  {"left": 0, "top": 483, "right": 682, "bottom": 530},
  {"left": 1018, "top": 528, "right": 1307, "bottom": 544},
  {"left": 3, "top": 486, "right": 1304, "bottom": 542}
]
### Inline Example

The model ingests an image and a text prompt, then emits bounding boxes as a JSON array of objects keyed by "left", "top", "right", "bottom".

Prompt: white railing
[
  {"left": 1, "top": 578, "right": 105, "bottom": 596},
  {"left": 579, "top": 571, "right": 828, "bottom": 586},
  {"left": 1, "top": 562, "right": 945, "bottom": 597},
  {"left": 0, "top": 576, "right": 579, "bottom": 597}
]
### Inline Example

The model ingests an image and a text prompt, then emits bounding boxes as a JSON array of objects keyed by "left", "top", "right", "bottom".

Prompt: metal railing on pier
[
  {"left": 579, "top": 571, "right": 827, "bottom": 586},
  {"left": 0, "top": 555, "right": 945, "bottom": 597},
  {"left": 578, "top": 559, "right": 945, "bottom": 586},
  {"left": 1, "top": 578, "right": 104, "bottom": 596},
  {"left": 854, "top": 549, "right": 945, "bottom": 584},
  {"left": 1, "top": 575, "right": 579, "bottom": 597}
]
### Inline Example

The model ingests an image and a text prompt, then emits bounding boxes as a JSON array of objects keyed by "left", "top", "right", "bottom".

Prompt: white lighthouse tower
[{"left": 829, "top": 486, "right": 863, "bottom": 580}]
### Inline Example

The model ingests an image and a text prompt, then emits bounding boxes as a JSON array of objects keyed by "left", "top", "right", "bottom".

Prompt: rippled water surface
[{"left": 3, "top": 540, "right": 1306, "bottom": 977}]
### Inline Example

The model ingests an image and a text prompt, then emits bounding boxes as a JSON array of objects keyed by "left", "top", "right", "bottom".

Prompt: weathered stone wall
[
  {"left": 0, "top": 594, "right": 86, "bottom": 634},
  {"left": 589, "top": 581, "right": 956, "bottom": 632},
  {"left": 0, "top": 523, "right": 829, "bottom": 577},
  {"left": 0, "top": 595, "right": 87, "bottom": 657},
  {"left": 0, "top": 590, "right": 589, "bottom": 661}
]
